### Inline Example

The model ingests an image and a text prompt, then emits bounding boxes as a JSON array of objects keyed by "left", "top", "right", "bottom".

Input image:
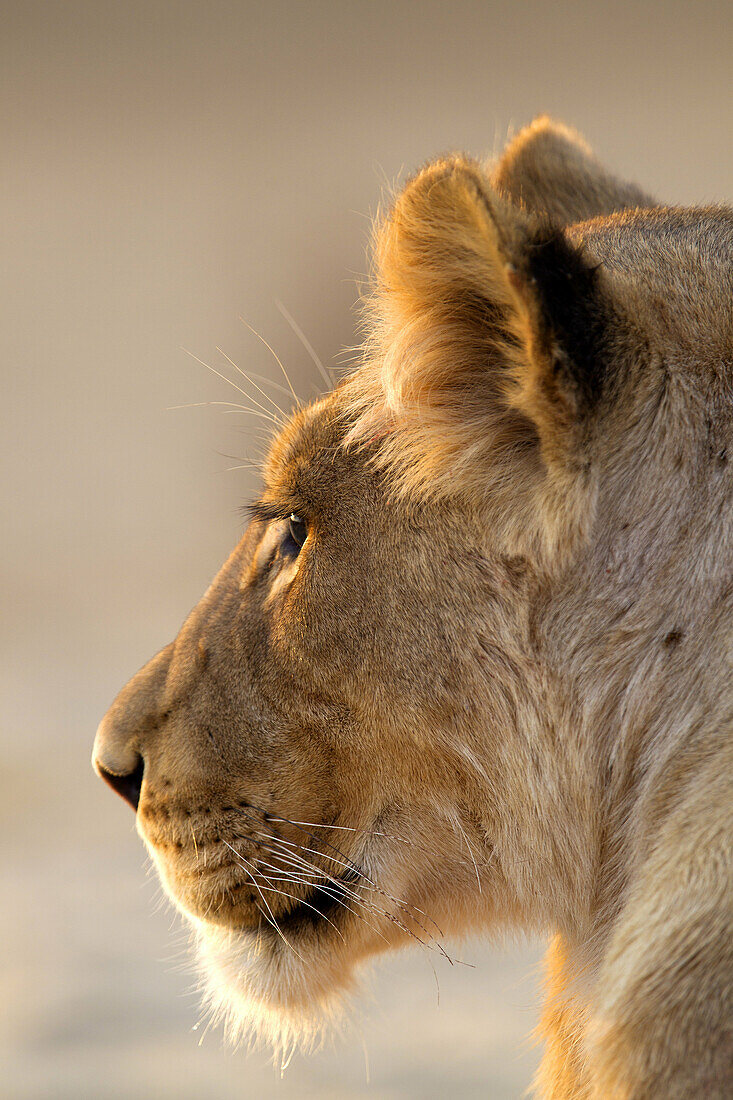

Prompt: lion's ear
[
  {"left": 349, "top": 156, "right": 611, "bottom": 497},
  {"left": 492, "top": 116, "right": 654, "bottom": 223}
]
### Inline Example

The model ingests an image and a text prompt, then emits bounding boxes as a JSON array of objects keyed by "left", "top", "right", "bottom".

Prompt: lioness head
[{"left": 93, "top": 118, "right": 732, "bottom": 1073}]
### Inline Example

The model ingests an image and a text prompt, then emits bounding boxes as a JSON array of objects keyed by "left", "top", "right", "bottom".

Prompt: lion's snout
[{"left": 92, "top": 641, "right": 175, "bottom": 812}]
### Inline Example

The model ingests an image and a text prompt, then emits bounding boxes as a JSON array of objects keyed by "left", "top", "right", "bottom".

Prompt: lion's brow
[{"left": 243, "top": 499, "right": 289, "bottom": 524}]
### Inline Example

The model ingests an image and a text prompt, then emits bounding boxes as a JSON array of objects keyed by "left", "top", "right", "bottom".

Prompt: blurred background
[{"left": 2, "top": 2, "right": 731, "bottom": 1096}]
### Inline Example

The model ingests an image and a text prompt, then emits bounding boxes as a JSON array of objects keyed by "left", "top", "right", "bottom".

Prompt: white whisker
[
  {"left": 239, "top": 317, "right": 300, "bottom": 408},
  {"left": 258, "top": 830, "right": 447, "bottom": 947},
  {"left": 168, "top": 399, "right": 279, "bottom": 424},
  {"left": 451, "top": 811, "right": 483, "bottom": 895},
  {"left": 180, "top": 346, "right": 265, "bottom": 406},
  {"left": 275, "top": 299, "right": 333, "bottom": 390},
  {"left": 216, "top": 346, "right": 287, "bottom": 420},
  {"left": 223, "top": 844, "right": 346, "bottom": 942},
  {"left": 220, "top": 839, "right": 304, "bottom": 961}
]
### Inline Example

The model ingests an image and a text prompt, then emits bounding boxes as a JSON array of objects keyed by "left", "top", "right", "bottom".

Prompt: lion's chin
[{"left": 192, "top": 915, "right": 370, "bottom": 1058}]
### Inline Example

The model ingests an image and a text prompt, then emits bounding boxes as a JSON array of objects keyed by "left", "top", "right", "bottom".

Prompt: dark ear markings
[
  {"left": 525, "top": 229, "right": 610, "bottom": 410},
  {"left": 473, "top": 169, "right": 611, "bottom": 411},
  {"left": 472, "top": 177, "right": 612, "bottom": 414}
]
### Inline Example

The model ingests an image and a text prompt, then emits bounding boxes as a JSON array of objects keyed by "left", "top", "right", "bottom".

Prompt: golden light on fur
[{"left": 94, "top": 117, "right": 733, "bottom": 1098}]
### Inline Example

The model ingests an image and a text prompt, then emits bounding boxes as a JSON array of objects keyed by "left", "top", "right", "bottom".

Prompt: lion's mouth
[
  {"left": 274, "top": 866, "right": 362, "bottom": 934},
  {"left": 172, "top": 856, "right": 366, "bottom": 936}
]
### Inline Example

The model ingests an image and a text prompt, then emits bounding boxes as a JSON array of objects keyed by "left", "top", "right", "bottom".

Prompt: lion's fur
[{"left": 94, "top": 118, "right": 733, "bottom": 1097}]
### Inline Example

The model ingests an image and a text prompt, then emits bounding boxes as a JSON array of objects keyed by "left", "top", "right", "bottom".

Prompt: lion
[{"left": 93, "top": 117, "right": 733, "bottom": 1098}]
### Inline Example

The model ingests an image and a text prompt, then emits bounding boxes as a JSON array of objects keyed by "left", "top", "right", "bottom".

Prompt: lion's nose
[
  {"left": 95, "top": 755, "right": 145, "bottom": 811},
  {"left": 93, "top": 704, "right": 147, "bottom": 812},
  {"left": 93, "top": 642, "right": 174, "bottom": 812}
]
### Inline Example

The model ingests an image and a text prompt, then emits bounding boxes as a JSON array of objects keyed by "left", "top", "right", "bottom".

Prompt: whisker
[
  {"left": 253, "top": 881, "right": 346, "bottom": 942},
  {"left": 246, "top": 806, "right": 378, "bottom": 883},
  {"left": 280, "top": 818, "right": 358, "bottom": 832},
  {"left": 220, "top": 839, "right": 304, "bottom": 961},
  {"left": 224, "top": 846, "right": 347, "bottom": 942},
  {"left": 167, "top": 399, "right": 279, "bottom": 424},
  {"left": 216, "top": 346, "right": 287, "bottom": 420},
  {"left": 241, "top": 803, "right": 448, "bottom": 938},
  {"left": 259, "top": 830, "right": 447, "bottom": 947},
  {"left": 220, "top": 365, "right": 294, "bottom": 401},
  {"left": 279, "top": 815, "right": 475, "bottom": 866},
  {"left": 254, "top": 841, "right": 403, "bottom": 933},
  {"left": 235, "top": 805, "right": 457, "bottom": 957},
  {"left": 275, "top": 299, "right": 333, "bottom": 390},
  {"left": 212, "top": 448, "right": 263, "bottom": 476},
  {"left": 256, "top": 840, "right": 367, "bottom": 902},
  {"left": 253, "top": 829, "right": 361, "bottom": 880},
  {"left": 239, "top": 825, "right": 468, "bottom": 967},
  {"left": 265, "top": 875, "right": 392, "bottom": 946},
  {"left": 451, "top": 811, "right": 483, "bottom": 896},
  {"left": 239, "top": 317, "right": 300, "bottom": 408},
  {"left": 257, "top": 847, "right": 379, "bottom": 911},
  {"left": 261, "top": 827, "right": 429, "bottom": 916},
  {"left": 180, "top": 346, "right": 266, "bottom": 406}
]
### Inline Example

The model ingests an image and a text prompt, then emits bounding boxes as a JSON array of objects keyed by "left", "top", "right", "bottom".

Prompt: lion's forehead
[
  {"left": 264, "top": 393, "right": 344, "bottom": 487},
  {"left": 569, "top": 205, "right": 733, "bottom": 265},
  {"left": 571, "top": 206, "right": 733, "bottom": 351}
]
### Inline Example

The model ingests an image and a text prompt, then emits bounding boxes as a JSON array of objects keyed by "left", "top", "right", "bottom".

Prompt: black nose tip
[{"left": 96, "top": 756, "right": 144, "bottom": 811}]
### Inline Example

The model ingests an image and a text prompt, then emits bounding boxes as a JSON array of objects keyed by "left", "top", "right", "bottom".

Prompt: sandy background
[{"left": 2, "top": 2, "right": 731, "bottom": 1097}]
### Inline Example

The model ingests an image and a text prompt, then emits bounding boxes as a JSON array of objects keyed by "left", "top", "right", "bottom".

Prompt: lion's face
[
  {"left": 94, "top": 392, "right": 528, "bottom": 1043},
  {"left": 93, "top": 118, "right": 733, "bottom": 1057}
]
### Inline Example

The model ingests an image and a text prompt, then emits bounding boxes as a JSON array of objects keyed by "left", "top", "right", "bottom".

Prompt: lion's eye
[{"left": 287, "top": 513, "right": 308, "bottom": 552}]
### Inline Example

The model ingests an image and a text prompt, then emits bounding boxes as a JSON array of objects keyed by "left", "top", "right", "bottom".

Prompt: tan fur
[
  {"left": 94, "top": 119, "right": 733, "bottom": 1096},
  {"left": 492, "top": 115, "right": 654, "bottom": 224}
]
